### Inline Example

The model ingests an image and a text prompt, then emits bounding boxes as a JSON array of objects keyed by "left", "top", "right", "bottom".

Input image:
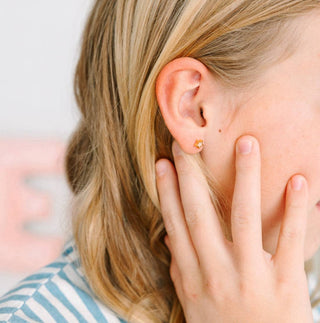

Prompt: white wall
[
  {"left": 0, "top": 0, "right": 93, "bottom": 295},
  {"left": 0, "top": 0, "right": 94, "bottom": 138}
]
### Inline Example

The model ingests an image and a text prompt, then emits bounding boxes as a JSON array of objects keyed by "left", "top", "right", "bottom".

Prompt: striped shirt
[
  {"left": 1, "top": 238, "right": 320, "bottom": 323},
  {"left": 0, "top": 237, "right": 127, "bottom": 323},
  {"left": 307, "top": 258, "right": 320, "bottom": 323}
]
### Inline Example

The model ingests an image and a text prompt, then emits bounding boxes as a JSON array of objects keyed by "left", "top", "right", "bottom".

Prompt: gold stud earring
[{"left": 193, "top": 139, "right": 204, "bottom": 149}]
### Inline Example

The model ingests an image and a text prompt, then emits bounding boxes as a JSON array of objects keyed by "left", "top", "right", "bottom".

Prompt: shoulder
[{"left": 0, "top": 238, "right": 127, "bottom": 323}]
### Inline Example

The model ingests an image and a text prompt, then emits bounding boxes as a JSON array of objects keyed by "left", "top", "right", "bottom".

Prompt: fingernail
[
  {"left": 291, "top": 175, "right": 304, "bottom": 191},
  {"left": 156, "top": 161, "right": 167, "bottom": 176},
  {"left": 172, "top": 141, "right": 182, "bottom": 156},
  {"left": 237, "top": 139, "right": 253, "bottom": 155}
]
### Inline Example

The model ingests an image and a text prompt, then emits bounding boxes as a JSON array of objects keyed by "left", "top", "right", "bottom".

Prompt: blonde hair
[{"left": 65, "top": 1, "right": 320, "bottom": 322}]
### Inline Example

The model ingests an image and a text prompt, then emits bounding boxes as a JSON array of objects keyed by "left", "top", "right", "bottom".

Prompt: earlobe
[{"left": 155, "top": 57, "right": 209, "bottom": 154}]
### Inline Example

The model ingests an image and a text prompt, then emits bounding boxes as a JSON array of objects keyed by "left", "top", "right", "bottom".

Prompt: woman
[{"left": 1, "top": 0, "right": 320, "bottom": 322}]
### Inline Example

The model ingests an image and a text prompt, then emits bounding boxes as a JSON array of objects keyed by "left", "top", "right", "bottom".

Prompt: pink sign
[{"left": 0, "top": 138, "right": 66, "bottom": 272}]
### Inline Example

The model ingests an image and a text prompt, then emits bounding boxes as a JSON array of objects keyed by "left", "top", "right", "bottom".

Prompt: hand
[{"left": 155, "top": 135, "right": 313, "bottom": 323}]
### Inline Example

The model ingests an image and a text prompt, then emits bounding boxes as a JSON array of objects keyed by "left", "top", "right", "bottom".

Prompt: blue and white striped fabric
[
  {"left": 1, "top": 238, "right": 320, "bottom": 323},
  {"left": 307, "top": 261, "right": 320, "bottom": 323},
  {"left": 0, "top": 238, "right": 127, "bottom": 323}
]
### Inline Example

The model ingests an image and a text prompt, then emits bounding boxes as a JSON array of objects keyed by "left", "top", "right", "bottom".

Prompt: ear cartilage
[{"left": 193, "top": 139, "right": 204, "bottom": 149}]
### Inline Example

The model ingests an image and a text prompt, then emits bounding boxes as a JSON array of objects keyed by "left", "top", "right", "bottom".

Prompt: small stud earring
[{"left": 193, "top": 139, "right": 204, "bottom": 149}]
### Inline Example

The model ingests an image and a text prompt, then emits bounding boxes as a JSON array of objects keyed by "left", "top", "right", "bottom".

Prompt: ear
[{"left": 156, "top": 57, "right": 216, "bottom": 154}]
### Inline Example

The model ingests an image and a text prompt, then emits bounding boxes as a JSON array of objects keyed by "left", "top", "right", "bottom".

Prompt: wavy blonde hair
[{"left": 64, "top": 1, "right": 320, "bottom": 322}]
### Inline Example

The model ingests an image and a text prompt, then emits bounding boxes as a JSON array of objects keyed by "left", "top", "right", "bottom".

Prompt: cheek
[
  {"left": 259, "top": 158, "right": 287, "bottom": 234},
  {"left": 243, "top": 106, "right": 308, "bottom": 227},
  {"left": 259, "top": 130, "right": 301, "bottom": 219},
  {"left": 257, "top": 125, "right": 315, "bottom": 252}
]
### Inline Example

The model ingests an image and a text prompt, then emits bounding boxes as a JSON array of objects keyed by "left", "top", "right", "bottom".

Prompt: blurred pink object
[{"left": 0, "top": 138, "right": 66, "bottom": 272}]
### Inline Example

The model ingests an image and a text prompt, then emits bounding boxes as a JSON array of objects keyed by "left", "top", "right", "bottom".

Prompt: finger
[
  {"left": 166, "top": 237, "right": 185, "bottom": 304},
  {"left": 166, "top": 235, "right": 199, "bottom": 305},
  {"left": 231, "top": 136, "right": 263, "bottom": 268},
  {"left": 274, "top": 175, "right": 308, "bottom": 275},
  {"left": 171, "top": 141, "right": 229, "bottom": 275},
  {"left": 156, "top": 158, "right": 200, "bottom": 278}
]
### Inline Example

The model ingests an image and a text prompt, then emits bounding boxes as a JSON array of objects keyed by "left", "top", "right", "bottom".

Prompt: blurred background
[{"left": 0, "top": 0, "right": 93, "bottom": 295}]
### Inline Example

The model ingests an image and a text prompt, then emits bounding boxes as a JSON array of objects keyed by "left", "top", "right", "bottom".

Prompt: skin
[
  {"left": 155, "top": 138, "right": 313, "bottom": 322},
  {"left": 154, "top": 10, "right": 320, "bottom": 322},
  {"left": 155, "top": 10, "right": 320, "bottom": 263}
]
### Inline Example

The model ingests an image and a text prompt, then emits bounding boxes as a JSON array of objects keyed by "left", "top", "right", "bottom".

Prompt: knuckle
[
  {"left": 277, "top": 271, "right": 304, "bottom": 291},
  {"left": 233, "top": 211, "right": 251, "bottom": 227},
  {"left": 174, "top": 156, "right": 191, "bottom": 174},
  {"left": 163, "top": 216, "right": 176, "bottom": 236},
  {"left": 204, "top": 278, "right": 234, "bottom": 306},
  {"left": 238, "top": 279, "right": 256, "bottom": 301},
  {"left": 180, "top": 277, "right": 198, "bottom": 301},
  {"left": 288, "top": 200, "right": 304, "bottom": 210},
  {"left": 185, "top": 203, "right": 204, "bottom": 226},
  {"left": 276, "top": 273, "right": 291, "bottom": 288},
  {"left": 204, "top": 277, "right": 226, "bottom": 298},
  {"left": 185, "top": 213, "right": 199, "bottom": 226},
  {"left": 281, "top": 226, "right": 302, "bottom": 241},
  {"left": 204, "top": 277, "right": 218, "bottom": 295},
  {"left": 160, "top": 205, "right": 176, "bottom": 235},
  {"left": 236, "top": 159, "right": 257, "bottom": 172}
]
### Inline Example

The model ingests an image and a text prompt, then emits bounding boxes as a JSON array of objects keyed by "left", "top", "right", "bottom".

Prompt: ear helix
[{"left": 193, "top": 139, "right": 204, "bottom": 149}]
